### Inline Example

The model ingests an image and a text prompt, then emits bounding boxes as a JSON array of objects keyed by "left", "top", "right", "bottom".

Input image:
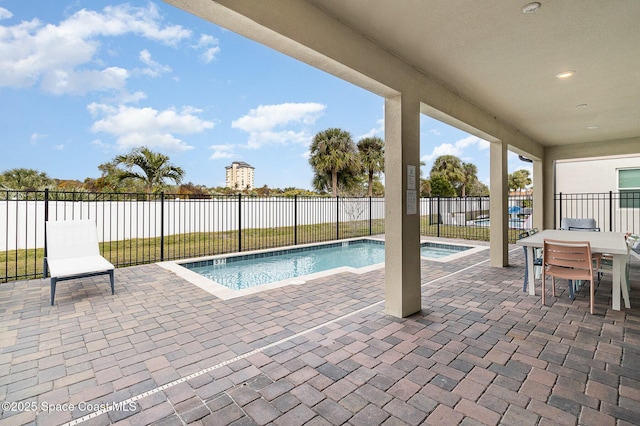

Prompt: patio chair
[
  {"left": 560, "top": 217, "right": 598, "bottom": 231},
  {"left": 542, "top": 239, "right": 596, "bottom": 314},
  {"left": 520, "top": 228, "right": 542, "bottom": 292},
  {"left": 628, "top": 233, "right": 640, "bottom": 262},
  {"left": 599, "top": 233, "right": 640, "bottom": 292},
  {"left": 43, "top": 220, "right": 115, "bottom": 305},
  {"left": 562, "top": 218, "right": 602, "bottom": 285}
]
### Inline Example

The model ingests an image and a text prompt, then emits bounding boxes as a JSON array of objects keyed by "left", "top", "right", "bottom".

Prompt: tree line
[{"left": 1, "top": 128, "right": 531, "bottom": 197}]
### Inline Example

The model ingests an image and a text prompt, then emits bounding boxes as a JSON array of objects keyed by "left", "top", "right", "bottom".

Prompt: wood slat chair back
[{"left": 543, "top": 238, "right": 596, "bottom": 314}]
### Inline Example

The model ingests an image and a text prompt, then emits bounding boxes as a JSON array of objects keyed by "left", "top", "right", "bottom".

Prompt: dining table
[{"left": 516, "top": 229, "right": 630, "bottom": 311}]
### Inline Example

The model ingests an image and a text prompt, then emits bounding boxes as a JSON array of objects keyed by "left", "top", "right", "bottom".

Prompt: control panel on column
[{"left": 406, "top": 165, "right": 417, "bottom": 215}]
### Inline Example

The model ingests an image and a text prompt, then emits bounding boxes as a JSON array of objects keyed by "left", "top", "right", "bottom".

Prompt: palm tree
[
  {"left": 309, "top": 128, "right": 359, "bottom": 197},
  {"left": 430, "top": 155, "right": 464, "bottom": 195},
  {"left": 508, "top": 169, "right": 532, "bottom": 193},
  {"left": 114, "top": 146, "right": 185, "bottom": 193},
  {"left": 357, "top": 136, "right": 385, "bottom": 197},
  {"left": 0, "top": 168, "right": 52, "bottom": 190},
  {"left": 461, "top": 162, "right": 479, "bottom": 197}
]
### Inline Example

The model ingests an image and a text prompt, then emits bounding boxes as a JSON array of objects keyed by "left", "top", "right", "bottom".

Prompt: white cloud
[
  {"left": 30, "top": 132, "right": 47, "bottom": 143},
  {"left": 232, "top": 102, "right": 326, "bottom": 149},
  {"left": 41, "top": 67, "right": 129, "bottom": 95},
  {"left": 358, "top": 117, "right": 384, "bottom": 140},
  {"left": 117, "top": 91, "right": 147, "bottom": 104},
  {"left": 88, "top": 103, "right": 214, "bottom": 152},
  {"left": 233, "top": 103, "right": 325, "bottom": 132},
  {"left": 0, "top": 7, "right": 12, "bottom": 20},
  {"left": 194, "top": 34, "right": 220, "bottom": 63},
  {"left": 0, "top": 4, "right": 191, "bottom": 94},
  {"left": 421, "top": 135, "right": 487, "bottom": 162},
  {"left": 209, "top": 144, "right": 237, "bottom": 160},
  {"left": 137, "top": 49, "right": 172, "bottom": 77},
  {"left": 428, "top": 128, "right": 441, "bottom": 136}
]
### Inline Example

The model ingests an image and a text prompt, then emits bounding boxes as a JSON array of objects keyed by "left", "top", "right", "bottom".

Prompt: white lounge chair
[{"left": 43, "top": 220, "right": 115, "bottom": 305}]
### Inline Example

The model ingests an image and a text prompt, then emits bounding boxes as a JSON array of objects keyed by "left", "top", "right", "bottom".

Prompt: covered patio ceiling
[
  {"left": 307, "top": 0, "right": 640, "bottom": 148},
  {"left": 165, "top": 0, "right": 640, "bottom": 153}
]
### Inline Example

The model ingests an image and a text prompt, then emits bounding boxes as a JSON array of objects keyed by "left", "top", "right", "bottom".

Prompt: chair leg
[
  {"left": 542, "top": 274, "right": 546, "bottom": 306},
  {"left": 590, "top": 278, "right": 594, "bottom": 315},
  {"left": 523, "top": 248, "right": 529, "bottom": 293},
  {"left": 568, "top": 280, "right": 575, "bottom": 300},
  {"left": 109, "top": 270, "right": 115, "bottom": 295},
  {"left": 552, "top": 276, "right": 556, "bottom": 297},
  {"left": 51, "top": 278, "right": 57, "bottom": 306}
]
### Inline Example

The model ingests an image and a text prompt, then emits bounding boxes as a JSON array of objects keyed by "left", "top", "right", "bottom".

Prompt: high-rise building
[{"left": 225, "top": 161, "right": 255, "bottom": 190}]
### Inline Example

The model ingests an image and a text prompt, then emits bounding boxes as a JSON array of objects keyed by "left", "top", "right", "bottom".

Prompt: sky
[{"left": 0, "top": 0, "right": 531, "bottom": 190}]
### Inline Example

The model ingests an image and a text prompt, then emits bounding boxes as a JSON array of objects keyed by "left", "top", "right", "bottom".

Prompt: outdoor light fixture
[
  {"left": 522, "top": 2, "right": 541, "bottom": 13},
  {"left": 556, "top": 70, "right": 576, "bottom": 79}
]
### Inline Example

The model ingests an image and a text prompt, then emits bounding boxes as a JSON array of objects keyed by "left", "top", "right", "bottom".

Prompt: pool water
[
  {"left": 473, "top": 218, "right": 525, "bottom": 229},
  {"left": 182, "top": 239, "right": 471, "bottom": 290}
]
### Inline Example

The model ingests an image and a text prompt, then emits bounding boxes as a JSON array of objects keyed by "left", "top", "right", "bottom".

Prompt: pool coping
[{"left": 157, "top": 237, "right": 488, "bottom": 300}]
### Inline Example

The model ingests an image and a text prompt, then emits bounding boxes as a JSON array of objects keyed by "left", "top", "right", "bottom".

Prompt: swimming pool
[
  {"left": 175, "top": 239, "right": 480, "bottom": 293},
  {"left": 471, "top": 218, "right": 526, "bottom": 229}
]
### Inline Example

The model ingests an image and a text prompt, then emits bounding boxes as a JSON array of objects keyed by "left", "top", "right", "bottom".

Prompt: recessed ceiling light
[
  {"left": 587, "top": 125, "right": 599, "bottom": 130},
  {"left": 522, "top": 2, "right": 541, "bottom": 13},
  {"left": 576, "top": 103, "right": 588, "bottom": 108},
  {"left": 556, "top": 70, "right": 576, "bottom": 79}
]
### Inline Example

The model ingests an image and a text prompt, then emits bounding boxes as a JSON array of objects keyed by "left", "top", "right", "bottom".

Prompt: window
[{"left": 619, "top": 168, "right": 640, "bottom": 208}]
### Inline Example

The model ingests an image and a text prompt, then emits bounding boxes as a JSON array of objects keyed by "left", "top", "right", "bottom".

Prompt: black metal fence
[
  {"left": 1, "top": 190, "right": 388, "bottom": 283},
  {"left": 556, "top": 192, "right": 640, "bottom": 233},
  {"left": 1, "top": 189, "right": 538, "bottom": 283}
]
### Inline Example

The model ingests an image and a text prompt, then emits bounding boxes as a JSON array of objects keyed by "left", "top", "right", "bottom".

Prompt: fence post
[
  {"left": 557, "top": 192, "right": 562, "bottom": 229},
  {"left": 437, "top": 197, "right": 441, "bottom": 238},
  {"left": 160, "top": 192, "right": 165, "bottom": 261},
  {"left": 44, "top": 188, "right": 49, "bottom": 259},
  {"left": 609, "top": 191, "right": 613, "bottom": 232},
  {"left": 238, "top": 194, "right": 242, "bottom": 252},
  {"left": 336, "top": 196, "right": 340, "bottom": 240},
  {"left": 294, "top": 195, "right": 298, "bottom": 245},
  {"left": 369, "top": 196, "right": 373, "bottom": 236}
]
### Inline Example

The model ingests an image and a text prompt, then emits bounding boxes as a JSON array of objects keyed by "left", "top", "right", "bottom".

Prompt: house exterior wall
[{"left": 556, "top": 155, "right": 640, "bottom": 193}]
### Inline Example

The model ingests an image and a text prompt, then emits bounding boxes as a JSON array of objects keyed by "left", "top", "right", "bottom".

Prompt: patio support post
[
  {"left": 532, "top": 159, "right": 544, "bottom": 230},
  {"left": 543, "top": 155, "right": 556, "bottom": 230},
  {"left": 489, "top": 141, "right": 508, "bottom": 267},
  {"left": 384, "top": 94, "right": 421, "bottom": 318}
]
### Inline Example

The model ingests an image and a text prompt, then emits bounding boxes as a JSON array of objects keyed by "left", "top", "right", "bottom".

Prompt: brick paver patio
[{"left": 1, "top": 239, "right": 640, "bottom": 425}]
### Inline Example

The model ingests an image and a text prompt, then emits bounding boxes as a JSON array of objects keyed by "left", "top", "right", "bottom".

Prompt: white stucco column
[
  {"left": 384, "top": 94, "right": 422, "bottom": 318},
  {"left": 543, "top": 153, "right": 556, "bottom": 229},
  {"left": 489, "top": 141, "right": 508, "bottom": 267},
  {"left": 532, "top": 159, "right": 544, "bottom": 230}
]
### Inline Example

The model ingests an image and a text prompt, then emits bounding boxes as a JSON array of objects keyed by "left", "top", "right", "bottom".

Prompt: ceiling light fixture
[
  {"left": 576, "top": 103, "right": 588, "bottom": 108},
  {"left": 522, "top": 2, "right": 541, "bottom": 13},
  {"left": 556, "top": 70, "right": 576, "bottom": 79},
  {"left": 587, "top": 125, "right": 599, "bottom": 130}
]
